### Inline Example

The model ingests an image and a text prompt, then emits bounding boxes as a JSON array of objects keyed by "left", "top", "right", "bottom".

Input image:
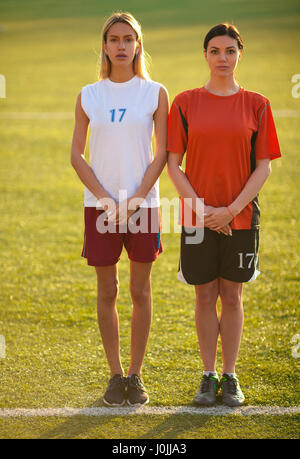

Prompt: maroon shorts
[{"left": 81, "top": 207, "right": 163, "bottom": 266}]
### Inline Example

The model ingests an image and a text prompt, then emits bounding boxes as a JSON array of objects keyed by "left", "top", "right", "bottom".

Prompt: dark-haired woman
[{"left": 167, "top": 23, "right": 281, "bottom": 406}]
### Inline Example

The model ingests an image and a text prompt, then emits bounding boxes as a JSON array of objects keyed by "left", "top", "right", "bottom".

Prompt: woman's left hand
[
  {"left": 108, "top": 198, "right": 143, "bottom": 225},
  {"left": 204, "top": 207, "right": 233, "bottom": 231}
]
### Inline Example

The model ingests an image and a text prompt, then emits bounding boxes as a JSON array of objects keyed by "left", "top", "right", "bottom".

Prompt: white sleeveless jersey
[{"left": 81, "top": 76, "right": 163, "bottom": 208}]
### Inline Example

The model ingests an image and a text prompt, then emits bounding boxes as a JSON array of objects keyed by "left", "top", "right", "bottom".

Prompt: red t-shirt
[{"left": 167, "top": 87, "right": 281, "bottom": 229}]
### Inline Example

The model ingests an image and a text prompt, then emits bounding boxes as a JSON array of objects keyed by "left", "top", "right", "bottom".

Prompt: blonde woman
[{"left": 71, "top": 12, "right": 168, "bottom": 406}]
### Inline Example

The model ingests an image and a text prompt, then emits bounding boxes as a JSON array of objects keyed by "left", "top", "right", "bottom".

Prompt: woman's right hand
[
  {"left": 204, "top": 206, "right": 232, "bottom": 236},
  {"left": 216, "top": 224, "right": 232, "bottom": 236}
]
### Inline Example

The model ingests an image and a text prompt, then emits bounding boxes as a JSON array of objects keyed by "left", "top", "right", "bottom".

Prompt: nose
[
  {"left": 218, "top": 52, "right": 227, "bottom": 61},
  {"left": 118, "top": 40, "right": 125, "bottom": 49}
]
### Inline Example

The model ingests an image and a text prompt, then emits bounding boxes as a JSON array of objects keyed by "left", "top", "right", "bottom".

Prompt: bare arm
[
  {"left": 167, "top": 152, "right": 232, "bottom": 234},
  {"left": 113, "top": 86, "right": 169, "bottom": 223},
  {"left": 205, "top": 158, "right": 272, "bottom": 230},
  {"left": 132, "top": 86, "right": 169, "bottom": 202},
  {"left": 167, "top": 152, "right": 202, "bottom": 211},
  {"left": 70, "top": 92, "right": 112, "bottom": 206}
]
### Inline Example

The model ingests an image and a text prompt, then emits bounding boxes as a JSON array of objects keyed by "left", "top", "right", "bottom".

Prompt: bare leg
[
  {"left": 95, "top": 264, "right": 123, "bottom": 377},
  {"left": 219, "top": 278, "right": 243, "bottom": 374},
  {"left": 194, "top": 279, "right": 220, "bottom": 372},
  {"left": 128, "top": 261, "right": 153, "bottom": 376}
]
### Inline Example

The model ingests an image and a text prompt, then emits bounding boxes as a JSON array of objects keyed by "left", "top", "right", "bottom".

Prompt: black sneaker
[
  {"left": 193, "top": 373, "right": 219, "bottom": 406},
  {"left": 103, "top": 374, "right": 127, "bottom": 406},
  {"left": 194, "top": 373, "right": 219, "bottom": 406},
  {"left": 219, "top": 374, "right": 245, "bottom": 407},
  {"left": 127, "top": 374, "right": 149, "bottom": 406}
]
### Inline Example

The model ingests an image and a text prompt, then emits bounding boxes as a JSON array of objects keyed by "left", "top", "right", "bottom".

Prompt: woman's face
[
  {"left": 104, "top": 22, "right": 139, "bottom": 68},
  {"left": 204, "top": 35, "right": 241, "bottom": 77}
]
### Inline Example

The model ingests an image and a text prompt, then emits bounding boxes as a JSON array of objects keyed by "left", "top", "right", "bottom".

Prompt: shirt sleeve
[
  {"left": 80, "top": 85, "right": 90, "bottom": 119},
  {"left": 152, "top": 82, "right": 168, "bottom": 114},
  {"left": 255, "top": 101, "right": 281, "bottom": 160},
  {"left": 167, "top": 94, "right": 188, "bottom": 154}
]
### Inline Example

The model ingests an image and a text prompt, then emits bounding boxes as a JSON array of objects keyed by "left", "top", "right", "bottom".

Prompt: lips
[{"left": 116, "top": 54, "right": 127, "bottom": 58}]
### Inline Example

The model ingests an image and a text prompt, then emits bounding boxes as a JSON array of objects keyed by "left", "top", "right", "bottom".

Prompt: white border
[{"left": 0, "top": 405, "right": 299, "bottom": 418}]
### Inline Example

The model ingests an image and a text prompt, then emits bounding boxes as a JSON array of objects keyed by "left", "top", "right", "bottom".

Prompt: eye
[{"left": 228, "top": 49, "right": 236, "bottom": 54}]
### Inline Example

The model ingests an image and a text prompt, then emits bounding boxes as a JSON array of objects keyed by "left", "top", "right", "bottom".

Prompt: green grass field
[{"left": 0, "top": 0, "right": 299, "bottom": 440}]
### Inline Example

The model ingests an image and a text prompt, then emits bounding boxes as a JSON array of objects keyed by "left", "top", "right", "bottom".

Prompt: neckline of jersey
[
  {"left": 105, "top": 75, "right": 139, "bottom": 88},
  {"left": 201, "top": 86, "right": 244, "bottom": 98}
]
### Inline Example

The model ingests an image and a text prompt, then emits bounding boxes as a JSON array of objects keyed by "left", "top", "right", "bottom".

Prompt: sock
[
  {"left": 223, "top": 372, "right": 236, "bottom": 378},
  {"left": 203, "top": 371, "right": 218, "bottom": 377}
]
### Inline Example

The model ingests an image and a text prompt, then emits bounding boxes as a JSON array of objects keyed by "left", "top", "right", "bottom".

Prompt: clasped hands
[
  {"left": 103, "top": 197, "right": 143, "bottom": 225},
  {"left": 101, "top": 199, "right": 235, "bottom": 235},
  {"left": 204, "top": 206, "right": 234, "bottom": 236}
]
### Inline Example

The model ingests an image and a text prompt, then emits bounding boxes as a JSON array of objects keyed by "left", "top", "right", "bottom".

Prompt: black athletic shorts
[{"left": 178, "top": 227, "right": 260, "bottom": 285}]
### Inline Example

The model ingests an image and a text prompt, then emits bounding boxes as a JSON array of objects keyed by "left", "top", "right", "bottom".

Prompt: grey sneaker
[
  {"left": 193, "top": 373, "right": 219, "bottom": 406},
  {"left": 127, "top": 374, "right": 149, "bottom": 406},
  {"left": 103, "top": 374, "right": 127, "bottom": 406},
  {"left": 219, "top": 374, "right": 245, "bottom": 407}
]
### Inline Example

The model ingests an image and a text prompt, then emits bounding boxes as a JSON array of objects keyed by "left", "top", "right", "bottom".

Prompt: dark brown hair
[{"left": 203, "top": 23, "right": 243, "bottom": 51}]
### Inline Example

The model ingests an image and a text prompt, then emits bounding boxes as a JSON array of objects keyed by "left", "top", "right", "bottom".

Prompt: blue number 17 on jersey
[{"left": 110, "top": 108, "right": 127, "bottom": 122}]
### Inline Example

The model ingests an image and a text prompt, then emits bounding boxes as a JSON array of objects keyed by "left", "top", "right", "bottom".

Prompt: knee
[
  {"left": 195, "top": 280, "right": 218, "bottom": 312},
  {"left": 130, "top": 282, "right": 151, "bottom": 306},
  {"left": 98, "top": 279, "right": 119, "bottom": 305},
  {"left": 195, "top": 290, "right": 217, "bottom": 311},
  {"left": 220, "top": 289, "right": 242, "bottom": 311}
]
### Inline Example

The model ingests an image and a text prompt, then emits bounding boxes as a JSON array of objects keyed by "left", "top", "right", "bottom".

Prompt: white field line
[
  {"left": 0, "top": 405, "right": 299, "bottom": 418},
  {"left": 0, "top": 110, "right": 300, "bottom": 120}
]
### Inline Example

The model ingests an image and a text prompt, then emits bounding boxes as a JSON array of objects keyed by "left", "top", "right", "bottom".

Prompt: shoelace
[
  {"left": 109, "top": 375, "right": 125, "bottom": 389},
  {"left": 200, "top": 376, "right": 213, "bottom": 393},
  {"left": 128, "top": 374, "right": 144, "bottom": 390},
  {"left": 223, "top": 377, "right": 238, "bottom": 394}
]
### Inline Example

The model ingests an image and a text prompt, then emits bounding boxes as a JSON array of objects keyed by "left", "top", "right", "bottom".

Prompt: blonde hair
[{"left": 99, "top": 12, "right": 150, "bottom": 80}]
